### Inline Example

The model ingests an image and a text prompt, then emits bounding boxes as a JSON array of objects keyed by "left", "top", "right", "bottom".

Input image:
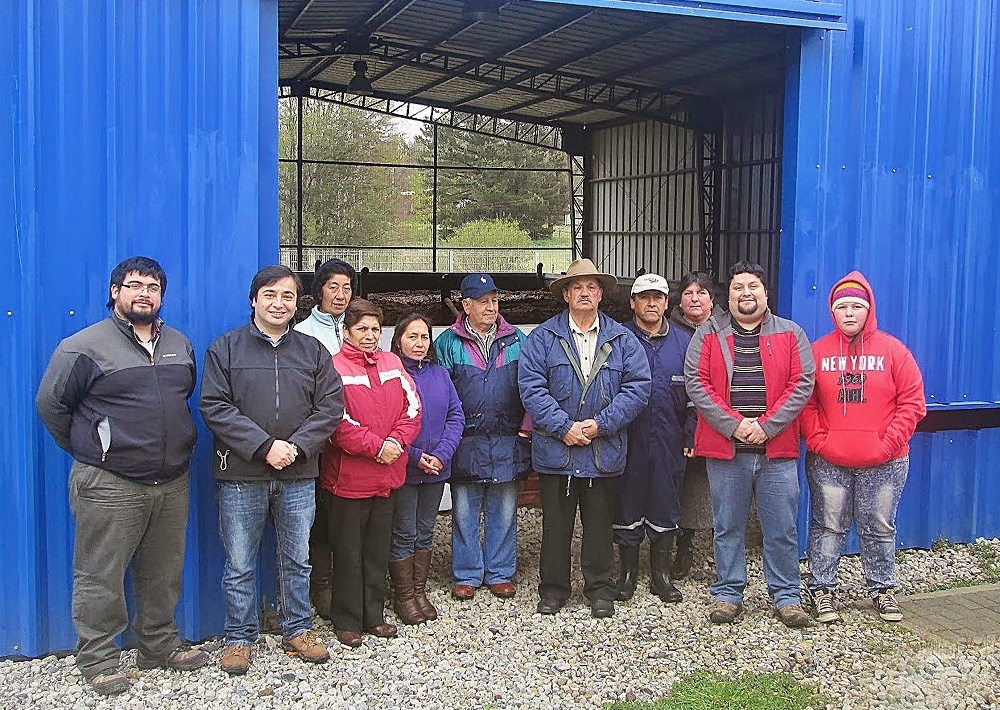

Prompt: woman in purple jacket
[{"left": 389, "top": 313, "right": 465, "bottom": 624}]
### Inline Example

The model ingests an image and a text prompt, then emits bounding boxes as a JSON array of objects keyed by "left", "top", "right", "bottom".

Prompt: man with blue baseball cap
[{"left": 434, "top": 274, "right": 532, "bottom": 601}]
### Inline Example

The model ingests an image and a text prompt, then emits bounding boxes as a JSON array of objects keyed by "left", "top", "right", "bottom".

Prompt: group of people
[{"left": 35, "top": 254, "right": 925, "bottom": 696}]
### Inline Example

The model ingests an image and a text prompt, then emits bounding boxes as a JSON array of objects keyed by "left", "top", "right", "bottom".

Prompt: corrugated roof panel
[
  {"left": 279, "top": 57, "right": 321, "bottom": 81},
  {"left": 503, "top": 12, "right": 655, "bottom": 65},
  {"left": 288, "top": 2, "right": 363, "bottom": 33},
  {"left": 2, "top": 0, "right": 279, "bottom": 657},
  {"left": 529, "top": 0, "right": 844, "bottom": 30}
]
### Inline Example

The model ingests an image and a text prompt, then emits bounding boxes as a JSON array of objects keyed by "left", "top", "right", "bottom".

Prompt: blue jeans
[
  {"left": 451, "top": 480, "right": 519, "bottom": 586},
  {"left": 806, "top": 453, "right": 908, "bottom": 596},
  {"left": 218, "top": 479, "right": 315, "bottom": 645},
  {"left": 391, "top": 481, "right": 445, "bottom": 560},
  {"left": 706, "top": 454, "right": 802, "bottom": 609}
]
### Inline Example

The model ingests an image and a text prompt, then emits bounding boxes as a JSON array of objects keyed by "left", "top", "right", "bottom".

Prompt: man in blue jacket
[
  {"left": 436, "top": 273, "right": 531, "bottom": 601},
  {"left": 614, "top": 273, "right": 694, "bottom": 605},
  {"left": 519, "top": 259, "right": 651, "bottom": 618}
]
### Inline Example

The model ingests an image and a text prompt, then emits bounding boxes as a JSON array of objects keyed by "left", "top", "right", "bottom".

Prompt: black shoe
[
  {"left": 590, "top": 599, "right": 615, "bottom": 618},
  {"left": 615, "top": 545, "right": 640, "bottom": 601},
  {"left": 536, "top": 597, "right": 565, "bottom": 615}
]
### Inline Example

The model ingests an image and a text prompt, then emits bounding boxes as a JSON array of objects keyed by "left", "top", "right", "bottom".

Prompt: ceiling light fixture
[
  {"left": 462, "top": 0, "right": 499, "bottom": 21},
  {"left": 347, "top": 60, "right": 374, "bottom": 96}
]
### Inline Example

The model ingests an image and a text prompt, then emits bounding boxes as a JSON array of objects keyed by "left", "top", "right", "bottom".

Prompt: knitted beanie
[{"left": 831, "top": 280, "right": 870, "bottom": 309}]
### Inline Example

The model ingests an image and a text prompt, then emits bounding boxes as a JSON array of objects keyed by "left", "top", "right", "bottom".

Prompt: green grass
[{"left": 604, "top": 671, "right": 829, "bottom": 710}]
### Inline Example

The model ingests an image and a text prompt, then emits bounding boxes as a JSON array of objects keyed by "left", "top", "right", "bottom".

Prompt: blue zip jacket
[
  {"left": 435, "top": 315, "right": 532, "bottom": 483},
  {"left": 622, "top": 319, "right": 694, "bottom": 482},
  {"left": 401, "top": 356, "right": 465, "bottom": 485},
  {"left": 518, "top": 310, "right": 651, "bottom": 478}
]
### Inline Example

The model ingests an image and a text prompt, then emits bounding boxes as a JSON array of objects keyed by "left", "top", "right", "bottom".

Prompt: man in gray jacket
[
  {"left": 200, "top": 264, "right": 344, "bottom": 675},
  {"left": 36, "top": 256, "right": 209, "bottom": 696}
]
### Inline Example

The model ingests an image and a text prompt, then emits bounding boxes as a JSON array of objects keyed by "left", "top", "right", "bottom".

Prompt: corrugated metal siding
[
  {"left": 718, "top": 92, "right": 783, "bottom": 286},
  {"left": 784, "top": 0, "right": 1000, "bottom": 547},
  {"left": 588, "top": 92, "right": 783, "bottom": 284},
  {"left": 588, "top": 120, "right": 702, "bottom": 278},
  {"left": 1, "top": 0, "right": 278, "bottom": 657}
]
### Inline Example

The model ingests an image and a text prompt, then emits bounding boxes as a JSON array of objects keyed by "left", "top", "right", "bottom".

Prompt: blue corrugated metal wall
[
  {"left": 783, "top": 0, "right": 1000, "bottom": 545},
  {"left": 1, "top": 0, "right": 278, "bottom": 657}
]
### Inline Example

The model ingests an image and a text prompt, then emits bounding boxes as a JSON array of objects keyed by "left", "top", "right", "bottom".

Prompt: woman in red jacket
[
  {"left": 321, "top": 299, "right": 421, "bottom": 648},
  {"left": 801, "top": 272, "right": 926, "bottom": 624}
]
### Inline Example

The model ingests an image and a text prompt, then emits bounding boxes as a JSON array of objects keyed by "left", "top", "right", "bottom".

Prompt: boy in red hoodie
[{"left": 801, "top": 272, "right": 926, "bottom": 624}]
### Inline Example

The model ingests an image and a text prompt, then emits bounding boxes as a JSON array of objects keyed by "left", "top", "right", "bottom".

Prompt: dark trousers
[
  {"left": 614, "top": 458, "right": 684, "bottom": 547},
  {"left": 328, "top": 491, "right": 397, "bottom": 632},
  {"left": 310, "top": 482, "right": 330, "bottom": 555},
  {"left": 538, "top": 474, "right": 616, "bottom": 603},
  {"left": 68, "top": 462, "right": 188, "bottom": 679}
]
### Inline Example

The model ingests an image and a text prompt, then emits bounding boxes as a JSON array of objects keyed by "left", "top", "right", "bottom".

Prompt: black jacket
[
  {"left": 199, "top": 321, "right": 344, "bottom": 481},
  {"left": 36, "top": 315, "right": 198, "bottom": 484}
]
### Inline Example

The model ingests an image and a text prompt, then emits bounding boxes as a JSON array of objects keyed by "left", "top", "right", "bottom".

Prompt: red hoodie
[{"left": 800, "top": 271, "right": 926, "bottom": 468}]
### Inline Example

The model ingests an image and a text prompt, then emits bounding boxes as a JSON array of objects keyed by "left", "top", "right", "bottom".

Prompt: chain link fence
[{"left": 280, "top": 246, "right": 573, "bottom": 274}]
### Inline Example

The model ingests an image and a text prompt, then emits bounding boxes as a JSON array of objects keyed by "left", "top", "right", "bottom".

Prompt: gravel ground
[{"left": 2, "top": 510, "right": 998, "bottom": 710}]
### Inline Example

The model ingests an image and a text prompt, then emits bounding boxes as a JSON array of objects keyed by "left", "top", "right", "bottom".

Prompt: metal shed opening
[{"left": 276, "top": 0, "right": 834, "bottom": 291}]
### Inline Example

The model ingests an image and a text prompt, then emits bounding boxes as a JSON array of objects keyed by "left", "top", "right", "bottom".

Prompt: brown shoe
[
  {"left": 775, "top": 603, "right": 812, "bottom": 628},
  {"left": 708, "top": 601, "right": 744, "bottom": 624},
  {"left": 87, "top": 670, "right": 130, "bottom": 695},
  {"left": 451, "top": 584, "right": 478, "bottom": 600},
  {"left": 220, "top": 645, "right": 251, "bottom": 675},
  {"left": 282, "top": 629, "right": 330, "bottom": 663},
  {"left": 366, "top": 622, "right": 398, "bottom": 638},
  {"left": 487, "top": 582, "right": 516, "bottom": 598},
  {"left": 136, "top": 643, "right": 210, "bottom": 671},
  {"left": 389, "top": 556, "right": 426, "bottom": 625},
  {"left": 335, "top": 629, "right": 363, "bottom": 648},
  {"left": 412, "top": 549, "right": 438, "bottom": 620}
]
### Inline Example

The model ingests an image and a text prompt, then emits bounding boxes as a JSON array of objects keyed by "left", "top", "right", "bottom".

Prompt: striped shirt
[{"left": 731, "top": 321, "right": 766, "bottom": 454}]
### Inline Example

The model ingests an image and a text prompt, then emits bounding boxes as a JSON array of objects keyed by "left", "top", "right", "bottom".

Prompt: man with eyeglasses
[{"left": 36, "top": 257, "right": 209, "bottom": 696}]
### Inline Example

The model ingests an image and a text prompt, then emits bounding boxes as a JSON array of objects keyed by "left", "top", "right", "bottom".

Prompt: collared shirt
[
  {"left": 467, "top": 318, "right": 498, "bottom": 364},
  {"left": 113, "top": 311, "right": 161, "bottom": 356},
  {"left": 569, "top": 314, "right": 600, "bottom": 379},
  {"left": 253, "top": 318, "right": 290, "bottom": 348},
  {"left": 633, "top": 317, "right": 669, "bottom": 341}
]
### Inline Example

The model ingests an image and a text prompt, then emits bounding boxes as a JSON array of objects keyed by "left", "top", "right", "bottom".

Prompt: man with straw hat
[{"left": 519, "top": 259, "right": 651, "bottom": 619}]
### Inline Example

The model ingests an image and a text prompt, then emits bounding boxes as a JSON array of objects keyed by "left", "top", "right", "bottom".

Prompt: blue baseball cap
[{"left": 461, "top": 273, "right": 497, "bottom": 299}]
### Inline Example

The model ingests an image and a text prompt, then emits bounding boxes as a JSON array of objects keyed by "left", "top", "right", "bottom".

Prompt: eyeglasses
[{"left": 120, "top": 281, "right": 162, "bottom": 295}]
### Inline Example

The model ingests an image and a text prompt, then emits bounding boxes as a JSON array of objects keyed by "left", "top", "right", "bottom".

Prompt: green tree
[
  {"left": 278, "top": 99, "right": 417, "bottom": 246},
  {"left": 413, "top": 125, "right": 570, "bottom": 241}
]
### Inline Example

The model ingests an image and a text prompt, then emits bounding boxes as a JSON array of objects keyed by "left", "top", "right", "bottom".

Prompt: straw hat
[{"left": 549, "top": 259, "right": 618, "bottom": 298}]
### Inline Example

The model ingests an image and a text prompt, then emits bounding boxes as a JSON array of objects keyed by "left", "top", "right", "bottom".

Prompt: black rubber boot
[
  {"left": 650, "top": 535, "right": 683, "bottom": 603},
  {"left": 615, "top": 545, "right": 640, "bottom": 601},
  {"left": 670, "top": 528, "right": 694, "bottom": 579}
]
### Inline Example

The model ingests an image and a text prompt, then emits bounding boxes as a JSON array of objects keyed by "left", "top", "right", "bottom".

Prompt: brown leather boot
[
  {"left": 412, "top": 549, "right": 438, "bottom": 621},
  {"left": 310, "top": 542, "right": 332, "bottom": 621},
  {"left": 388, "top": 556, "right": 426, "bottom": 625}
]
